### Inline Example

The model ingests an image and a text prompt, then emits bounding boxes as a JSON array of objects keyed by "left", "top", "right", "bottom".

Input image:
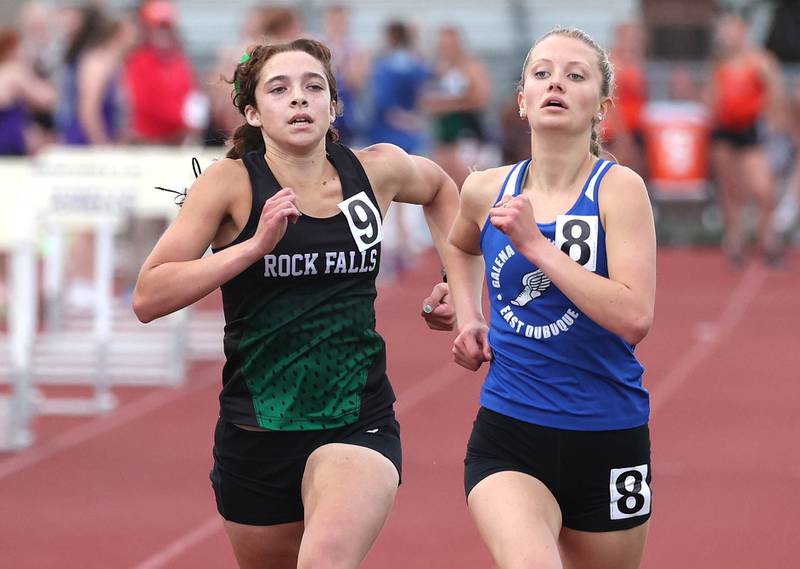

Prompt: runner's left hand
[{"left": 420, "top": 282, "right": 456, "bottom": 331}]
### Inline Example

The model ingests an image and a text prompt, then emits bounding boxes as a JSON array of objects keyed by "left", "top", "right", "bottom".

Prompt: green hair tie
[{"left": 234, "top": 53, "right": 251, "bottom": 94}]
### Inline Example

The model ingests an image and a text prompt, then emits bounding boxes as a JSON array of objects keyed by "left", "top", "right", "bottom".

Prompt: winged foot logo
[
  {"left": 510, "top": 270, "right": 551, "bottom": 307},
  {"left": 492, "top": 247, "right": 580, "bottom": 340}
]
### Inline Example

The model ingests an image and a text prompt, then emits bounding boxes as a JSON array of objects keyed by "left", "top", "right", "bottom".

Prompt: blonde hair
[{"left": 518, "top": 27, "right": 615, "bottom": 156}]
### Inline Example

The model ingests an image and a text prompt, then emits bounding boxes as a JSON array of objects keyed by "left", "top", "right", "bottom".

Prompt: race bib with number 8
[{"left": 555, "top": 214, "right": 598, "bottom": 272}]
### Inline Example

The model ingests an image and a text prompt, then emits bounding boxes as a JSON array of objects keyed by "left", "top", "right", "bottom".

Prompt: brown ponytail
[
  {"left": 226, "top": 123, "right": 264, "bottom": 160},
  {"left": 590, "top": 120, "right": 602, "bottom": 157}
]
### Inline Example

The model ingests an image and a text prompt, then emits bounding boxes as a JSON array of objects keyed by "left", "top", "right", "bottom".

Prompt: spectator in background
[
  {"left": 499, "top": 95, "right": 532, "bottom": 165},
  {"left": 603, "top": 21, "right": 648, "bottom": 174},
  {"left": 17, "top": 1, "right": 60, "bottom": 152},
  {"left": 58, "top": 5, "right": 134, "bottom": 145},
  {"left": 368, "top": 21, "right": 430, "bottom": 154},
  {"left": 668, "top": 65, "right": 701, "bottom": 102},
  {"left": 784, "top": 78, "right": 800, "bottom": 242},
  {"left": 204, "top": 6, "right": 303, "bottom": 147},
  {"left": 57, "top": 5, "right": 135, "bottom": 312},
  {"left": 206, "top": 5, "right": 269, "bottom": 146},
  {"left": 0, "top": 28, "right": 57, "bottom": 155},
  {"left": 261, "top": 6, "right": 304, "bottom": 44},
  {"left": 368, "top": 21, "right": 432, "bottom": 276},
  {"left": 320, "top": 4, "right": 369, "bottom": 145},
  {"left": 125, "top": 0, "right": 206, "bottom": 145},
  {"left": 423, "top": 26, "right": 491, "bottom": 187},
  {"left": 706, "top": 12, "right": 787, "bottom": 266}
]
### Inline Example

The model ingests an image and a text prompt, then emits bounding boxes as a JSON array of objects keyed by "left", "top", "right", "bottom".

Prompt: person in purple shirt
[
  {"left": 0, "top": 28, "right": 56, "bottom": 155},
  {"left": 58, "top": 6, "right": 134, "bottom": 145}
]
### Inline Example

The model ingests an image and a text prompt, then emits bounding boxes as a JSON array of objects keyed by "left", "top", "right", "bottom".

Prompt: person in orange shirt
[
  {"left": 423, "top": 26, "right": 491, "bottom": 188},
  {"left": 603, "top": 22, "right": 648, "bottom": 175},
  {"left": 707, "top": 13, "right": 787, "bottom": 266}
]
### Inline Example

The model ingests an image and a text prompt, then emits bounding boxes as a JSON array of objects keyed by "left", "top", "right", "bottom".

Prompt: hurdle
[
  {"left": 0, "top": 159, "right": 37, "bottom": 450},
  {"left": 0, "top": 148, "right": 222, "bottom": 442}
]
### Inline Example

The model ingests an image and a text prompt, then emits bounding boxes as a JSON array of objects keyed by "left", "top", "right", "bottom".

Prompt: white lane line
[
  {"left": 0, "top": 374, "right": 218, "bottom": 481},
  {"left": 651, "top": 265, "right": 768, "bottom": 416},
  {"left": 133, "top": 517, "right": 224, "bottom": 569}
]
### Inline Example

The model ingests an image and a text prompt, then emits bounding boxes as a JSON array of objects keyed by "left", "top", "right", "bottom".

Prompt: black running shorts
[
  {"left": 211, "top": 409, "right": 402, "bottom": 525},
  {"left": 464, "top": 406, "right": 651, "bottom": 532}
]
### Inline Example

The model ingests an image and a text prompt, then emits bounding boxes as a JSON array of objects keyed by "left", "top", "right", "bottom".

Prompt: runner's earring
[
  {"left": 519, "top": 109, "right": 527, "bottom": 118},
  {"left": 596, "top": 113, "right": 605, "bottom": 122}
]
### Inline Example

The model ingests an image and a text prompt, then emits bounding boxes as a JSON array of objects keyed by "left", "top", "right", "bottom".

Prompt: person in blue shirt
[
  {"left": 445, "top": 27, "right": 656, "bottom": 569},
  {"left": 368, "top": 21, "right": 430, "bottom": 154},
  {"left": 321, "top": 4, "right": 370, "bottom": 146}
]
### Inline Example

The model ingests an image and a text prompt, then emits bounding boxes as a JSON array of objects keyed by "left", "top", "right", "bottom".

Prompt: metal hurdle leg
[
  {"left": 37, "top": 219, "right": 118, "bottom": 415},
  {"left": 42, "top": 224, "right": 65, "bottom": 333},
  {"left": 92, "top": 219, "right": 117, "bottom": 411},
  {"left": 28, "top": 218, "right": 188, "bottom": 394},
  {"left": 2, "top": 232, "right": 37, "bottom": 450}
]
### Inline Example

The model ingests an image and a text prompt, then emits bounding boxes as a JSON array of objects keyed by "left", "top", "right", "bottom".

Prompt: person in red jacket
[{"left": 124, "top": 0, "right": 206, "bottom": 145}]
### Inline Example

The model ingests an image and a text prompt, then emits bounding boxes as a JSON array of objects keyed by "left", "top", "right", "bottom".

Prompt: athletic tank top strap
[
  {"left": 237, "top": 143, "right": 381, "bottom": 245},
  {"left": 583, "top": 159, "right": 614, "bottom": 203},
  {"left": 495, "top": 159, "right": 532, "bottom": 205},
  {"left": 240, "top": 149, "right": 276, "bottom": 234},
  {"left": 515, "top": 158, "right": 611, "bottom": 204},
  {"left": 498, "top": 157, "right": 613, "bottom": 206},
  {"left": 479, "top": 160, "right": 532, "bottom": 244},
  {"left": 325, "top": 142, "right": 382, "bottom": 214}
]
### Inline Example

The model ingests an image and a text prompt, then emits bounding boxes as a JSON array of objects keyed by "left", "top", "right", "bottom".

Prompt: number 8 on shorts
[{"left": 609, "top": 465, "right": 651, "bottom": 520}]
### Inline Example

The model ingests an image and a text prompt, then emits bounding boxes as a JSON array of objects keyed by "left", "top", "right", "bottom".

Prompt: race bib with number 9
[
  {"left": 555, "top": 214, "right": 598, "bottom": 272},
  {"left": 338, "top": 191, "right": 384, "bottom": 252}
]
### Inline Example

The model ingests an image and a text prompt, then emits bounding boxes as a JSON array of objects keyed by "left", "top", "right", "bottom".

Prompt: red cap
[{"left": 141, "top": 1, "right": 177, "bottom": 27}]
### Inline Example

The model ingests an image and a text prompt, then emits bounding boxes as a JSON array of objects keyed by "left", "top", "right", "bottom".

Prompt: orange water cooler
[{"left": 642, "top": 101, "right": 711, "bottom": 199}]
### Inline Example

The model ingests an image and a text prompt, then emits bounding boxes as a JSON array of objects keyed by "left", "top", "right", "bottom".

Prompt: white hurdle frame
[
  {"left": 35, "top": 218, "right": 120, "bottom": 416},
  {"left": 2, "top": 227, "right": 37, "bottom": 449},
  {"left": 1, "top": 148, "right": 220, "bottom": 443},
  {"left": 1, "top": 161, "right": 37, "bottom": 450}
]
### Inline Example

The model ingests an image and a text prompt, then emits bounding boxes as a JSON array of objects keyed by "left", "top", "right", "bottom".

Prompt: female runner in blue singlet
[{"left": 445, "top": 27, "right": 656, "bottom": 569}]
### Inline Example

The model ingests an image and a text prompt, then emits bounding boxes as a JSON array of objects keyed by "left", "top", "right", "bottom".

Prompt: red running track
[{"left": 0, "top": 247, "right": 797, "bottom": 568}]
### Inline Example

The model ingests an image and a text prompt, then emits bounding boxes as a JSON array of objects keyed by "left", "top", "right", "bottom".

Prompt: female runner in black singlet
[{"left": 133, "top": 38, "right": 458, "bottom": 569}]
